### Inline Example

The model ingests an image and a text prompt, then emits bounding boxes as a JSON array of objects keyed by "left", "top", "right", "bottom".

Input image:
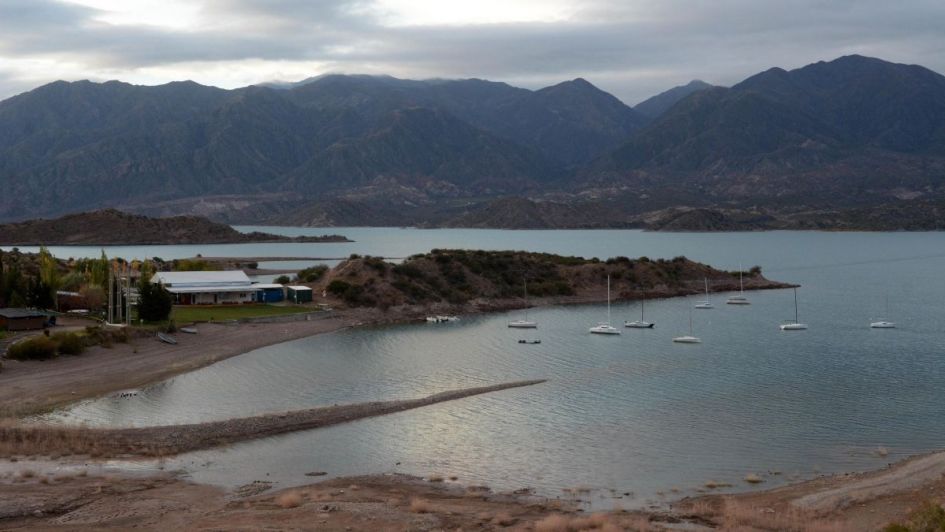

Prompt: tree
[
  {"left": 137, "top": 278, "right": 172, "bottom": 322},
  {"left": 274, "top": 275, "right": 291, "bottom": 285}
]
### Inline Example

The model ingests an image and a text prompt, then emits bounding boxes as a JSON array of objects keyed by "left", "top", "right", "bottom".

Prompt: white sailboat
[
  {"left": 870, "top": 294, "right": 896, "bottom": 329},
  {"left": 780, "top": 287, "right": 808, "bottom": 330},
  {"left": 590, "top": 275, "right": 620, "bottom": 335},
  {"left": 508, "top": 278, "right": 538, "bottom": 329},
  {"left": 694, "top": 278, "right": 714, "bottom": 309},
  {"left": 726, "top": 266, "right": 751, "bottom": 305},
  {"left": 625, "top": 292, "right": 654, "bottom": 328},
  {"left": 673, "top": 304, "right": 701, "bottom": 343}
]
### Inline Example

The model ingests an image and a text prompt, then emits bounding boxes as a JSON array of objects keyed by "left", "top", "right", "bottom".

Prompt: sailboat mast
[
  {"left": 794, "top": 287, "right": 799, "bottom": 323},
  {"left": 689, "top": 306, "right": 693, "bottom": 335},
  {"left": 523, "top": 278, "right": 528, "bottom": 321},
  {"left": 606, "top": 275, "right": 612, "bottom": 325},
  {"left": 641, "top": 292, "right": 645, "bottom": 320},
  {"left": 739, "top": 265, "right": 744, "bottom": 294}
]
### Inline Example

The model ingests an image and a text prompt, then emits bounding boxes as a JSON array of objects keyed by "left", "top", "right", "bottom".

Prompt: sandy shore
[{"left": 0, "top": 314, "right": 364, "bottom": 417}]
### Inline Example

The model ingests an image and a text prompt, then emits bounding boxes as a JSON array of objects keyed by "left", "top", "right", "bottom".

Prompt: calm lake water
[{"left": 34, "top": 228, "right": 945, "bottom": 507}]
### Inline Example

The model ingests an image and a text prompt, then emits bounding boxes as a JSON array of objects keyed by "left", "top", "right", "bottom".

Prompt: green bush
[
  {"left": 7, "top": 336, "right": 58, "bottom": 360},
  {"left": 51, "top": 332, "right": 85, "bottom": 355},
  {"left": 884, "top": 501, "right": 945, "bottom": 531},
  {"left": 296, "top": 265, "right": 329, "bottom": 283},
  {"left": 274, "top": 275, "right": 291, "bottom": 284},
  {"left": 326, "top": 280, "right": 351, "bottom": 296}
]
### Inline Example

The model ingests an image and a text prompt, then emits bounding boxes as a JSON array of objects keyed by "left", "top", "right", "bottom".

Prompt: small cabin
[
  {"left": 286, "top": 285, "right": 313, "bottom": 304},
  {"left": 0, "top": 308, "right": 48, "bottom": 331},
  {"left": 254, "top": 283, "right": 286, "bottom": 303}
]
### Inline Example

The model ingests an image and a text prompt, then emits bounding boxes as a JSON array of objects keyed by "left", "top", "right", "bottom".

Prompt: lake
[{"left": 33, "top": 228, "right": 945, "bottom": 507}]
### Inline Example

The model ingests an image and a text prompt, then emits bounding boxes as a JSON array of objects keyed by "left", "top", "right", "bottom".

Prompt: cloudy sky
[{"left": 1, "top": 0, "right": 943, "bottom": 105}]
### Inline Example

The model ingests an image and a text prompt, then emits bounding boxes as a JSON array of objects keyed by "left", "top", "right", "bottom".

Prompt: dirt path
[{"left": 2, "top": 380, "right": 546, "bottom": 457}]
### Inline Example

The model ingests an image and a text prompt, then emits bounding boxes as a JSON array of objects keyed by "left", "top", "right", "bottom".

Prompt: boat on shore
[
  {"left": 426, "top": 315, "right": 459, "bottom": 323},
  {"left": 157, "top": 332, "right": 178, "bottom": 345}
]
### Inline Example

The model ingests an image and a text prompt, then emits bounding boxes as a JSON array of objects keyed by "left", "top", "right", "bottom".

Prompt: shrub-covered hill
[{"left": 314, "top": 249, "right": 790, "bottom": 310}]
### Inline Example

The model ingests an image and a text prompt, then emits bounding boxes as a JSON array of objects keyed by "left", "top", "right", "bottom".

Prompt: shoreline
[{"left": 0, "top": 276, "right": 789, "bottom": 417}]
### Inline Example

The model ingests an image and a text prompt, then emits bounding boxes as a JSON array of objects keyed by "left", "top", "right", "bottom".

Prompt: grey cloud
[{"left": 1, "top": 0, "right": 945, "bottom": 104}]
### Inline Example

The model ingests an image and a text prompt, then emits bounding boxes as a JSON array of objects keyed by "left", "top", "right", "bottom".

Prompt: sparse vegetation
[
  {"left": 295, "top": 265, "right": 329, "bottom": 283},
  {"left": 6, "top": 335, "right": 58, "bottom": 360},
  {"left": 275, "top": 491, "right": 303, "bottom": 509},
  {"left": 884, "top": 501, "right": 945, "bottom": 532}
]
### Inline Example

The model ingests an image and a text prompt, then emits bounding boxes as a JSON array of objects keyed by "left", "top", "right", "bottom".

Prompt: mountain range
[{"left": 1, "top": 55, "right": 943, "bottom": 229}]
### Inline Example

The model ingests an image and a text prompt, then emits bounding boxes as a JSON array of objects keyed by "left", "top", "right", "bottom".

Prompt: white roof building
[{"left": 151, "top": 271, "right": 257, "bottom": 305}]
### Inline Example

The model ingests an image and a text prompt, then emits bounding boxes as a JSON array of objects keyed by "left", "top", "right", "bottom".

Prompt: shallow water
[{"left": 35, "top": 229, "right": 945, "bottom": 507}]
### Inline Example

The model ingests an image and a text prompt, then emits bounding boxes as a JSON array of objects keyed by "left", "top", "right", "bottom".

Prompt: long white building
[{"left": 151, "top": 271, "right": 258, "bottom": 305}]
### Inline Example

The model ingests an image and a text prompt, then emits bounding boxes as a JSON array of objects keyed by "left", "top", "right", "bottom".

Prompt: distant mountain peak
[{"left": 633, "top": 79, "right": 717, "bottom": 118}]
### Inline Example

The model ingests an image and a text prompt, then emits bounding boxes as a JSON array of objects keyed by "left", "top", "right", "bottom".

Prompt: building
[
  {"left": 254, "top": 283, "right": 286, "bottom": 303},
  {"left": 286, "top": 285, "right": 313, "bottom": 303},
  {"left": 151, "top": 271, "right": 257, "bottom": 305},
  {"left": 0, "top": 308, "right": 48, "bottom": 331}
]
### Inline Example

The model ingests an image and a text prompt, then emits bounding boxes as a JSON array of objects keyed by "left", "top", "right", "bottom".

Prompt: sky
[{"left": 1, "top": 0, "right": 944, "bottom": 105}]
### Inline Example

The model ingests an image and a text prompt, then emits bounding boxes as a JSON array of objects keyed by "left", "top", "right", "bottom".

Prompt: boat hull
[
  {"left": 780, "top": 323, "right": 808, "bottom": 330},
  {"left": 508, "top": 321, "right": 538, "bottom": 329},
  {"left": 673, "top": 335, "right": 701, "bottom": 344},
  {"left": 624, "top": 321, "right": 654, "bottom": 328}
]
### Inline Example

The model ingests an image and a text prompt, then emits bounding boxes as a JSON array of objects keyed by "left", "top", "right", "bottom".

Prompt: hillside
[
  {"left": 588, "top": 55, "right": 945, "bottom": 208},
  {"left": 308, "top": 250, "right": 789, "bottom": 311},
  {"left": 633, "top": 80, "right": 715, "bottom": 118},
  {"left": 2, "top": 56, "right": 945, "bottom": 230},
  {"left": 0, "top": 210, "right": 349, "bottom": 245}
]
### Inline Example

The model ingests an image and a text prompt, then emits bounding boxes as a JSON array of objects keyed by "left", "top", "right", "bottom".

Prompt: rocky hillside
[
  {"left": 0, "top": 210, "right": 349, "bottom": 245},
  {"left": 308, "top": 250, "right": 788, "bottom": 311}
]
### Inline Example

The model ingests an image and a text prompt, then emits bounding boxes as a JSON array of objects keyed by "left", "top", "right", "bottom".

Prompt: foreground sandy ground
[
  {"left": 0, "top": 470, "right": 658, "bottom": 531},
  {"left": 1, "top": 451, "right": 943, "bottom": 531}
]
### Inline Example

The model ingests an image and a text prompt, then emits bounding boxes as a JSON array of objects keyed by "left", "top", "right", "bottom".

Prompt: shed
[
  {"left": 253, "top": 283, "right": 286, "bottom": 303},
  {"left": 0, "top": 308, "right": 48, "bottom": 331},
  {"left": 286, "top": 286, "right": 313, "bottom": 304}
]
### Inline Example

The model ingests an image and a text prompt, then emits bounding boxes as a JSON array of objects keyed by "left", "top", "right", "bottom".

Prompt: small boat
[
  {"left": 673, "top": 305, "right": 701, "bottom": 343},
  {"left": 625, "top": 293, "right": 654, "bottom": 328},
  {"left": 726, "top": 266, "right": 751, "bottom": 305},
  {"left": 508, "top": 277, "right": 538, "bottom": 329},
  {"left": 157, "top": 332, "right": 178, "bottom": 345},
  {"left": 518, "top": 339, "right": 541, "bottom": 344},
  {"left": 426, "top": 315, "right": 459, "bottom": 323},
  {"left": 694, "top": 278, "right": 714, "bottom": 309},
  {"left": 590, "top": 275, "right": 621, "bottom": 335},
  {"left": 870, "top": 295, "right": 896, "bottom": 328},
  {"left": 779, "top": 287, "right": 808, "bottom": 331},
  {"left": 179, "top": 327, "right": 198, "bottom": 334}
]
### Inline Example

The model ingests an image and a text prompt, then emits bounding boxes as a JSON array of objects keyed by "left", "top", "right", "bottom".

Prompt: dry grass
[
  {"left": 408, "top": 497, "right": 433, "bottom": 513},
  {"left": 492, "top": 511, "right": 517, "bottom": 526},
  {"left": 532, "top": 512, "right": 631, "bottom": 531},
  {"left": 274, "top": 491, "right": 303, "bottom": 509},
  {"left": 713, "top": 500, "right": 849, "bottom": 531}
]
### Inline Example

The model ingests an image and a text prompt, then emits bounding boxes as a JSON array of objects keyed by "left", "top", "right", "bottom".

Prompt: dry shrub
[
  {"left": 408, "top": 497, "right": 432, "bottom": 514},
  {"left": 492, "top": 511, "right": 517, "bottom": 526},
  {"left": 744, "top": 473, "right": 764, "bottom": 484},
  {"left": 427, "top": 475, "right": 444, "bottom": 482},
  {"left": 19, "top": 469, "right": 36, "bottom": 478},
  {"left": 275, "top": 491, "right": 303, "bottom": 509},
  {"left": 718, "top": 500, "right": 849, "bottom": 531},
  {"left": 534, "top": 514, "right": 571, "bottom": 532}
]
